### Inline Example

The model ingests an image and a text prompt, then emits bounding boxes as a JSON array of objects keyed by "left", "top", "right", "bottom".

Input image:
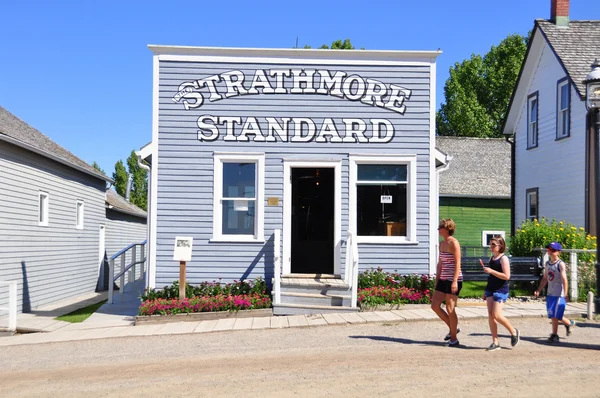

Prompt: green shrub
[
  {"left": 510, "top": 218, "right": 596, "bottom": 262},
  {"left": 357, "top": 267, "right": 435, "bottom": 292},
  {"left": 141, "top": 277, "right": 269, "bottom": 301}
]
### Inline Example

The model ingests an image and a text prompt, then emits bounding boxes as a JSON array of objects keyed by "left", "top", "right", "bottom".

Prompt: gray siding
[
  {"left": 156, "top": 60, "right": 433, "bottom": 286},
  {"left": 0, "top": 142, "right": 106, "bottom": 313},
  {"left": 100, "top": 210, "right": 147, "bottom": 289}
]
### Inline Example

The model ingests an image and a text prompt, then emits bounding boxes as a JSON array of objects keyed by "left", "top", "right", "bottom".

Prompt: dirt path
[{"left": 1, "top": 317, "right": 599, "bottom": 397}]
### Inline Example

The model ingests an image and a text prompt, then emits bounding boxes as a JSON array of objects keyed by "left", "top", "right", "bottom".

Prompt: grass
[
  {"left": 460, "top": 282, "right": 531, "bottom": 298},
  {"left": 55, "top": 300, "right": 107, "bottom": 323}
]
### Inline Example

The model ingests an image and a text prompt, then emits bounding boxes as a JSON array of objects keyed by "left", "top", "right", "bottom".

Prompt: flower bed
[
  {"left": 139, "top": 293, "right": 272, "bottom": 316},
  {"left": 139, "top": 278, "right": 272, "bottom": 316},
  {"left": 357, "top": 268, "right": 434, "bottom": 308}
]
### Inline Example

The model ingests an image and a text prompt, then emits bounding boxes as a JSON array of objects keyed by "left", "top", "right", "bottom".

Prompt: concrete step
[
  {"left": 273, "top": 303, "right": 360, "bottom": 315},
  {"left": 280, "top": 292, "right": 352, "bottom": 307}
]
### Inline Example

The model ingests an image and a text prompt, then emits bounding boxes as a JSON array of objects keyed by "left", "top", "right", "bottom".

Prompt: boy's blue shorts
[{"left": 546, "top": 296, "right": 566, "bottom": 320}]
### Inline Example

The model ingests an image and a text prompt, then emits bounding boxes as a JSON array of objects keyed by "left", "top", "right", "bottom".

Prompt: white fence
[{"left": 0, "top": 281, "right": 17, "bottom": 333}]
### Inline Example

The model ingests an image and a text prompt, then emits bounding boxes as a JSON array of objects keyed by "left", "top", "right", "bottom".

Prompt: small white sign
[
  {"left": 234, "top": 199, "right": 249, "bottom": 212},
  {"left": 380, "top": 195, "right": 393, "bottom": 204},
  {"left": 173, "top": 236, "right": 193, "bottom": 262}
]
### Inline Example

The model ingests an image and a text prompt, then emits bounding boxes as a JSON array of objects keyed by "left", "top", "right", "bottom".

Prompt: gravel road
[{"left": 1, "top": 317, "right": 599, "bottom": 397}]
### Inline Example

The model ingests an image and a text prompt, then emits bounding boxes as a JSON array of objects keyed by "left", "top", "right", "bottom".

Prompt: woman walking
[
  {"left": 480, "top": 236, "right": 520, "bottom": 351},
  {"left": 431, "top": 218, "right": 462, "bottom": 347}
]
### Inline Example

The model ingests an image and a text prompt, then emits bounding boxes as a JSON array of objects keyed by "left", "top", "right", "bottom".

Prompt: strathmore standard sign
[
  {"left": 146, "top": 46, "right": 442, "bottom": 290},
  {"left": 172, "top": 68, "right": 412, "bottom": 143}
]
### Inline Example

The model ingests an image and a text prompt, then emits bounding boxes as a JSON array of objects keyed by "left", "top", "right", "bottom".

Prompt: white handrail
[
  {"left": 108, "top": 241, "right": 147, "bottom": 304},
  {"left": 0, "top": 281, "right": 17, "bottom": 333},
  {"left": 344, "top": 231, "right": 359, "bottom": 308},
  {"left": 273, "top": 229, "right": 281, "bottom": 305}
]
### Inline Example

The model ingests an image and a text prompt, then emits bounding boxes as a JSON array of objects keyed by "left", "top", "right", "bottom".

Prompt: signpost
[{"left": 173, "top": 237, "right": 193, "bottom": 300}]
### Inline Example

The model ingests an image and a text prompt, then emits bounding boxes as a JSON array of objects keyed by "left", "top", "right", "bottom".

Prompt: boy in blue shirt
[{"left": 534, "top": 242, "right": 575, "bottom": 343}]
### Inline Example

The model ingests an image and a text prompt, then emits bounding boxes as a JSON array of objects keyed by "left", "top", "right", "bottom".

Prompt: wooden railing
[
  {"left": 0, "top": 281, "right": 17, "bottom": 333},
  {"left": 108, "top": 240, "right": 147, "bottom": 304},
  {"left": 344, "top": 230, "right": 359, "bottom": 308}
]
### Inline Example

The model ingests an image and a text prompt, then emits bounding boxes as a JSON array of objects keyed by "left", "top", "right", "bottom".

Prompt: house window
[
  {"left": 76, "top": 200, "right": 84, "bottom": 229},
  {"left": 350, "top": 155, "right": 417, "bottom": 243},
  {"left": 212, "top": 153, "right": 265, "bottom": 242},
  {"left": 39, "top": 191, "right": 49, "bottom": 226},
  {"left": 526, "top": 188, "right": 539, "bottom": 221},
  {"left": 556, "top": 78, "right": 570, "bottom": 139},
  {"left": 527, "top": 92, "right": 539, "bottom": 149},
  {"left": 482, "top": 231, "right": 506, "bottom": 247}
]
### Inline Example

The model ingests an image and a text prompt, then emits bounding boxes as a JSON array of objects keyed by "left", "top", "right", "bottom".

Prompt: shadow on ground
[{"left": 349, "top": 335, "right": 481, "bottom": 350}]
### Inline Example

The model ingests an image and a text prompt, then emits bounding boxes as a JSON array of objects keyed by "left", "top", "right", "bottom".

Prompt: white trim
[
  {"left": 97, "top": 224, "right": 106, "bottom": 286},
  {"left": 482, "top": 230, "right": 506, "bottom": 247},
  {"left": 149, "top": 54, "right": 159, "bottom": 289},
  {"left": 212, "top": 153, "right": 265, "bottom": 242},
  {"left": 557, "top": 79, "right": 570, "bottom": 139},
  {"left": 349, "top": 155, "right": 418, "bottom": 244},
  {"left": 282, "top": 160, "right": 342, "bottom": 275},
  {"left": 38, "top": 191, "right": 49, "bottom": 226},
  {"left": 75, "top": 199, "right": 84, "bottom": 230},
  {"left": 429, "top": 60, "right": 437, "bottom": 275}
]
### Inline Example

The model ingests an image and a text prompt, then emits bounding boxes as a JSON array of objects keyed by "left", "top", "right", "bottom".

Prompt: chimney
[{"left": 551, "top": 0, "right": 570, "bottom": 27}]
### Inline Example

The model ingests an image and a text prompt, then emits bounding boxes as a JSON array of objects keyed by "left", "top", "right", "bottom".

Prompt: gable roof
[
  {"left": 436, "top": 137, "right": 511, "bottom": 198},
  {"left": 106, "top": 189, "right": 147, "bottom": 219},
  {"left": 0, "top": 106, "right": 111, "bottom": 182},
  {"left": 536, "top": 19, "right": 600, "bottom": 99}
]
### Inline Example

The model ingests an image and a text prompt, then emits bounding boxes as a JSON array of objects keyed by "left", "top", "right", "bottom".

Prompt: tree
[
  {"left": 437, "top": 34, "right": 528, "bottom": 138},
  {"left": 112, "top": 160, "right": 128, "bottom": 198},
  {"left": 302, "top": 39, "right": 357, "bottom": 50},
  {"left": 91, "top": 161, "right": 105, "bottom": 174},
  {"left": 126, "top": 150, "right": 148, "bottom": 211}
]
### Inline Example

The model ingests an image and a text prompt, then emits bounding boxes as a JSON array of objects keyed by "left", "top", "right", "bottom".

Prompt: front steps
[{"left": 273, "top": 275, "right": 359, "bottom": 315}]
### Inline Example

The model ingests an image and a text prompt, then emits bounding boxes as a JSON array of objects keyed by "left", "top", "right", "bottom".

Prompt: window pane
[
  {"left": 39, "top": 195, "right": 44, "bottom": 223},
  {"left": 357, "top": 165, "right": 407, "bottom": 182},
  {"left": 357, "top": 184, "right": 407, "bottom": 236},
  {"left": 223, "top": 163, "right": 255, "bottom": 198},
  {"left": 528, "top": 192, "right": 537, "bottom": 219},
  {"left": 222, "top": 200, "right": 255, "bottom": 235},
  {"left": 531, "top": 99, "right": 537, "bottom": 122},
  {"left": 560, "top": 84, "right": 569, "bottom": 110}
]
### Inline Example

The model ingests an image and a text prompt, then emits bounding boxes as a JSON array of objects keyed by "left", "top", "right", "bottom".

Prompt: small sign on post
[{"left": 173, "top": 237, "right": 193, "bottom": 300}]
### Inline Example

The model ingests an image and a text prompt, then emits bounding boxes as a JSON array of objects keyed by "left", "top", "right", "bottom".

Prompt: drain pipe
[
  {"left": 505, "top": 134, "right": 516, "bottom": 236},
  {"left": 137, "top": 153, "right": 152, "bottom": 291}
]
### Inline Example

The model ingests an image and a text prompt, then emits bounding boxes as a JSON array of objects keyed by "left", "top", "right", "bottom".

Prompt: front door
[{"left": 290, "top": 167, "right": 335, "bottom": 274}]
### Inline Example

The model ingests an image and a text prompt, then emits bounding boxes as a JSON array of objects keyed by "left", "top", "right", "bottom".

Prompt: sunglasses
[
  {"left": 548, "top": 248, "right": 557, "bottom": 252},
  {"left": 490, "top": 243, "right": 499, "bottom": 247}
]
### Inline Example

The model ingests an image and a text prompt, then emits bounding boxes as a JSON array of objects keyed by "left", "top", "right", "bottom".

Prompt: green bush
[
  {"left": 510, "top": 218, "right": 596, "bottom": 262},
  {"left": 357, "top": 267, "right": 435, "bottom": 292},
  {"left": 141, "top": 277, "right": 269, "bottom": 301}
]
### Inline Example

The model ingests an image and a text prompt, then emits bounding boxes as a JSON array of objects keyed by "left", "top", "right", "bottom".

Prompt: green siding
[{"left": 439, "top": 197, "right": 511, "bottom": 248}]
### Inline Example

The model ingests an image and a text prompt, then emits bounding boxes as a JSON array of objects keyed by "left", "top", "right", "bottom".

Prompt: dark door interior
[{"left": 291, "top": 167, "right": 334, "bottom": 274}]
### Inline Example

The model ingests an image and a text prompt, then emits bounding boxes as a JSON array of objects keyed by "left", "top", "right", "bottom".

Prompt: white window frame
[
  {"left": 211, "top": 152, "right": 265, "bottom": 242},
  {"left": 349, "top": 155, "right": 418, "bottom": 244},
  {"left": 527, "top": 92, "right": 538, "bottom": 149},
  {"left": 76, "top": 200, "right": 84, "bottom": 230},
  {"left": 526, "top": 187, "right": 539, "bottom": 221},
  {"left": 556, "top": 78, "right": 570, "bottom": 140},
  {"left": 39, "top": 191, "right": 49, "bottom": 226},
  {"left": 482, "top": 231, "right": 506, "bottom": 247}
]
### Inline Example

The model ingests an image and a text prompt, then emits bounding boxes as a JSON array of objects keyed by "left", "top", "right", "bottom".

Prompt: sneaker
[
  {"left": 565, "top": 320, "right": 575, "bottom": 336},
  {"left": 547, "top": 334, "right": 560, "bottom": 344},
  {"left": 444, "top": 327, "right": 461, "bottom": 341},
  {"left": 511, "top": 329, "right": 520, "bottom": 347},
  {"left": 486, "top": 342, "right": 501, "bottom": 351},
  {"left": 448, "top": 340, "right": 460, "bottom": 347}
]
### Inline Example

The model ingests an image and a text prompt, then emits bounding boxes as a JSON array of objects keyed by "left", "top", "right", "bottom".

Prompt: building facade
[{"left": 147, "top": 46, "right": 442, "bottom": 288}]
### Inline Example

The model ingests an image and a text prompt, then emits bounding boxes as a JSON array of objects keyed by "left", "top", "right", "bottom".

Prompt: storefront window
[
  {"left": 356, "top": 165, "right": 407, "bottom": 237},
  {"left": 213, "top": 153, "right": 265, "bottom": 242},
  {"left": 350, "top": 155, "right": 416, "bottom": 243}
]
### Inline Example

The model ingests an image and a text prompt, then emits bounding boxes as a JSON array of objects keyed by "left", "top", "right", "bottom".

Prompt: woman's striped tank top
[{"left": 439, "top": 251, "right": 463, "bottom": 281}]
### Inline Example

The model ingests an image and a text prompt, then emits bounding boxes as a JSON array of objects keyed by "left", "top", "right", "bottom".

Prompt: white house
[{"left": 502, "top": 0, "right": 600, "bottom": 233}]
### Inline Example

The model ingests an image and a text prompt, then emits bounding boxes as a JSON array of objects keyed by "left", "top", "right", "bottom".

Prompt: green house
[{"left": 436, "top": 137, "right": 511, "bottom": 256}]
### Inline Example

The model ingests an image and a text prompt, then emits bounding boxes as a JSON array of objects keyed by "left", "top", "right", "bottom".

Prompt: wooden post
[{"left": 179, "top": 260, "right": 186, "bottom": 300}]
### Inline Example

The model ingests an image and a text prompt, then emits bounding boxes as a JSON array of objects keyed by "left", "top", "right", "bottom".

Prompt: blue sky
[{"left": 1, "top": 0, "right": 599, "bottom": 176}]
